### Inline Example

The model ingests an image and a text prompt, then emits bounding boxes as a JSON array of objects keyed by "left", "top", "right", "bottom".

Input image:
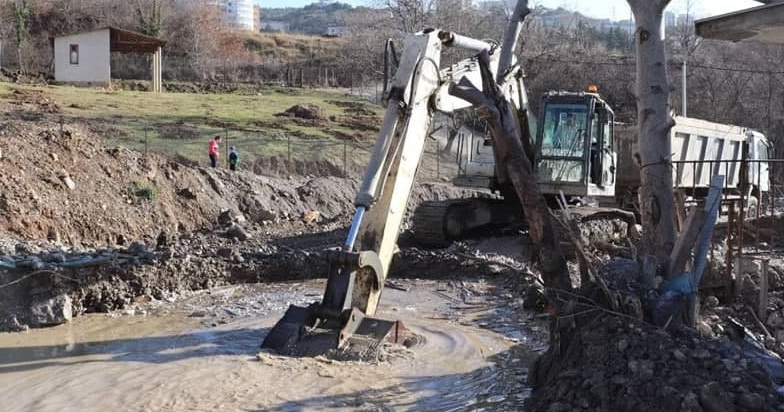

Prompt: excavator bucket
[
  {"left": 260, "top": 248, "right": 408, "bottom": 357},
  {"left": 261, "top": 305, "right": 407, "bottom": 357}
]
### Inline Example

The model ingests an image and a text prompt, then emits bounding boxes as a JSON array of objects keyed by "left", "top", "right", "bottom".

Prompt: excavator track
[
  {"left": 413, "top": 197, "right": 637, "bottom": 250},
  {"left": 412, "top": 198, "right": 523, "bottom": 247},
  {"left": 411, "top": 200, "right": 469, "bottom": 247}
]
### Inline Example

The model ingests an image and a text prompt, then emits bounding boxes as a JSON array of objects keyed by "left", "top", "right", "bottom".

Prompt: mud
[{"left": 0, "top": 277, "right": 546, "bottom": 412}]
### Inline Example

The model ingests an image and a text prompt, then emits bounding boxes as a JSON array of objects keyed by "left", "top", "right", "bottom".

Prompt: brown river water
[{"left": 0, "top": 279, "right": 543, "bottom": 411}]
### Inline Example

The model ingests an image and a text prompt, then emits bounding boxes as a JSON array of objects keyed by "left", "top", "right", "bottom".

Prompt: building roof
[
  {"left": 55, "top": 27, "right": 166, "bottom": 53},
  {"left": 695, "top": 2, "right": 784, "bottom": 45}
]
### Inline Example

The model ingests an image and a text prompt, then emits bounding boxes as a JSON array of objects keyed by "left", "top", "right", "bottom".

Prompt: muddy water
[{"left": 0, "top": 279, "right": 543, "bottom": 412}]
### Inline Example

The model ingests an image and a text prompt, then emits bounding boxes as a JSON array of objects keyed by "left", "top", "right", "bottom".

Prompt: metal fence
[
  {"left": 672, "top": 159, "right": 784, "bottom": 320},
  {"left": 99, "top": 117, "right": 458, "bottom": 183}
]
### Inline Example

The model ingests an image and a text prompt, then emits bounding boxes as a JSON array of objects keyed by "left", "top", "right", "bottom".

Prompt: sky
[
  {"left": 534, "top": 0, "right": 763, "bottom": 20},
  {"left": 255, "top": 0, "right": 764, "bottom": 18}
]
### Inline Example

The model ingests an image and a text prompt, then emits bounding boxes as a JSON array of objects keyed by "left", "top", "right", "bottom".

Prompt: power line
[{"left": 527, "top": 56, "right": 784, "bottom": 76}]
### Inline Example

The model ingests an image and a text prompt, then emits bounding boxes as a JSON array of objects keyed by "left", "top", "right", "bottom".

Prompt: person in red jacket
[{"left": 208, "top": 135, "right": 221, "bottom": 168}]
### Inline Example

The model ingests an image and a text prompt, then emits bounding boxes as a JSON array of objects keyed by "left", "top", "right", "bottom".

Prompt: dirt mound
[
  {"left": 528, "top": 313, "right": 784, "bottom": 411},
  {"left": 277, "top": 104, "right": 328, "bottom": 122},
  {"left": 0, "top": 118, "right": 477, "bottom": 248},
  {"left": 6, "top": 87, "right": 61, "bottom": 114},
  {"left": 252, "top": 156, "right": 347, "bottom": 177}
]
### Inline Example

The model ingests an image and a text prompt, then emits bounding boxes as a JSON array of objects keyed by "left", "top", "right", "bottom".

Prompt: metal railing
[{"left": 671, "top": 158, "right": 784, "bottom": 319}]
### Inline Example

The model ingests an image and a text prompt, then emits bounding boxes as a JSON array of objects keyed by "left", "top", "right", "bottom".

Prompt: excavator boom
[{"left": 261, "top": 29, "right": 513, "bottom": 355}]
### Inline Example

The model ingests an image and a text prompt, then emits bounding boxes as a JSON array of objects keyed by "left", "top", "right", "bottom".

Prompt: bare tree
[
  {"left": 626, "top": 0, "right": 676, "bottom": 277},
  {"left": 379, "top": 0, "right": 436, "bottom": 33},
  {"left": 11, "top": 0, "right": 30, "bottom": 71}
]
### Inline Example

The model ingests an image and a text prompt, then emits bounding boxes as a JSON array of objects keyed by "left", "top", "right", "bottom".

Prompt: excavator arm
[{"left": 261, "top": 29, "right": 518, "bottom": 355}]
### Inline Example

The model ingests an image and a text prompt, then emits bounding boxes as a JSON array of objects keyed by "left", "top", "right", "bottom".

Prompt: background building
[
  {"left": 253, "top": 5, "right": 261, "bottom": 32},
  {"left": 215, "top": 0, "right": 255, "bottom": 31}
]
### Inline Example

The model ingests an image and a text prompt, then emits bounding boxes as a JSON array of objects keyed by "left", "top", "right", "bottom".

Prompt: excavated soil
[{"left": 0, "top": 119, "right": 467, "bottom": 248}]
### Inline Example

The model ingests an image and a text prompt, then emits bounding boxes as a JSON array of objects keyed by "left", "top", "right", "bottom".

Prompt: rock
[
  {"left": 217, "top": 248, "right": 233, "bottom": 258},
  {"left": 47, "top": 228, "right": 61, "bottom": 243},
  {"left": 682, "top": 392, "right": 703, "bottom": 412},
  {"left": 60, "top": 174, "right": 76, "bottom": 190},
  {"left": 704, "top": 295, "right": 720, "bottom": 308},
  {"left": 29, "top": 294, "right": 72, "bottom": 326},
  {"left": 177, "top": 188, "right": 197, "bottom": 200},
  {"left": 127, "top": 241, "right": 148, "bottom": 254},
  {"left": 255, "top": 208, "right": 277, "bottom": 222},
  {"left": 156, "top": 231, "right": 169, "bottom": 249},
  {"left": 627, "top": 359, "right": 655, "bottom": 381},
  {"left": 218, "top": 209, "right": 233, "bottom": 225},
  {"left": 617, "top": 339, "right": 629, "bottom": 352},
  {"left": 44, "top": 253, "right": 67, "bottom": 263},
  {"left": 697, "top": 321, "right": 715, "bottom": 337},
  {"left": 699, "top": 381, "right": 735, "bottom": 412},
  {"left": 673, "top": 349, "right": 687, "bottom": 361},
  {"left": 302, "top": 210, "right": 320, "bottom": 224},
  {"left": 547, "top": 402, "right": 570, "bottom": 412},
  {"left": 767, "top": 311, "right": 784, "bottom": 329},
  {"left": 737, "top": 392, "right": 764, "bottom": 410},
  {"left": 226, "top": 224, "right": 249, "bottom": 241},
  {"left": 280, "top": 104, "right": 328, "bottom": 121}
]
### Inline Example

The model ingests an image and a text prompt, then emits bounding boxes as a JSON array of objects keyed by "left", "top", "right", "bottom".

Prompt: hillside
[
  {"left": 242, "top": 32, "right": 344, "bottom": 61},
  {"left": 0, "top": 83, "right": 384, "bottom": 169}
]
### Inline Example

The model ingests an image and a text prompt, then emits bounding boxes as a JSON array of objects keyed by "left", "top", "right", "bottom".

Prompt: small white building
[
  {"left": 325, "top": 25, "right": 345, "bottom": 37},
  {"left": 53, "top": 27, "right": 166, "bottom": 92}
]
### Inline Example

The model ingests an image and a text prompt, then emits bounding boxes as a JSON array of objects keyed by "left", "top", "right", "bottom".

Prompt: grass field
[{"left": 0, "top": 82, "right": 383, "bottom": 168}]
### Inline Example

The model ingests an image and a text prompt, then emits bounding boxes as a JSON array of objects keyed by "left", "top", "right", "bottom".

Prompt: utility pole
[{"left": 682, "top": 61, "right": 687, "bottom": 117}]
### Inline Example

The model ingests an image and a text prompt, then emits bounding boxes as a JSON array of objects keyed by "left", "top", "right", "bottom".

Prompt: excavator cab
[{"left": 535, "top": 90, "right": 616, "bottom": 205}]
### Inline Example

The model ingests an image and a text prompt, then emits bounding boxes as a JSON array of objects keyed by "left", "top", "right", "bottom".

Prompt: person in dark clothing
[{"left": 229, "top": 146, "right": 239, "bottom": 171}]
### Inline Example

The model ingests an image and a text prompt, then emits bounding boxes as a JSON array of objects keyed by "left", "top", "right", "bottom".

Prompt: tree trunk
[
  {"left": 627, "top": 0, "right": 676, "bottom": 278},
  {"left": 17, "top": 46, "right": 23, "bottom": 73},
  {"left": 450, "top": 53, "right": 572, "bottom": 301}
]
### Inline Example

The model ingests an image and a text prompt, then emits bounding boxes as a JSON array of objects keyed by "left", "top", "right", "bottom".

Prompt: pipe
[
  {"left": 497, "top": 0, "right": 531, "bottom": 83},
  {"left": 344, "top": 207, "right": 365, "bottom": 251},
  {"left": 682, "top": 61, "right": 687, "bottom": 117},
  {"left": 438, "top": 31, "right": 491, "bottom": 54}
]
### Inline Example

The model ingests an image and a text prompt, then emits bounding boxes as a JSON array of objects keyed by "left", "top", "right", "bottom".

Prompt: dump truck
[{"left": 615, "top": 117, "right": 771, "bottom": 217}]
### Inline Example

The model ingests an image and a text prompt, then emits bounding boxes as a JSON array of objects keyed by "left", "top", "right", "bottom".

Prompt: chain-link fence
[{"left": 101, "top": 117, "right": 458, "bottom": 183}]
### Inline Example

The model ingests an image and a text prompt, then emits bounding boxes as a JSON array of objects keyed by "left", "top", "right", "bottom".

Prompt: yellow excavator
[
  {"left": 260, "top": 0, "right": 628, "bottom": 354},
  {"left": 261, "top": 25, "right": 525, "bottom": 354}
]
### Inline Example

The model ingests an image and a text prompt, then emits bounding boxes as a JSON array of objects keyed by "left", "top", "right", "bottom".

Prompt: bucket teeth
[{"left": 260, "top": 305, "right": 314, "bottom": 353}]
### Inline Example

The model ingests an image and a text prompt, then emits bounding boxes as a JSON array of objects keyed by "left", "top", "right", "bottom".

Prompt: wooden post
[
  {"left": 759, "top": 259, "right": 769, "bottom": 319},
  {"left": 675, "top": 189, "right": 687, "bottom": 232},
  {"left": 735, "top": 256, "right": 744, "bottom": 300},
  {"left": 725, "top": 201, "right": 736, "bottom": 297},
  {"left": 667, "top": 207, "right": 707, "bottom": 278},
  {"left": 343, "top": 140, "right": 347, "bottom": 177},
  {"left": 287, "top": 135, "right": 291, "bottom": 163}
]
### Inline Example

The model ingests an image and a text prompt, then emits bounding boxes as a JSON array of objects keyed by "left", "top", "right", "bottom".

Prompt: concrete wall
[{"left": 54, "top": 29, "right": 111, "bottom": 85}]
